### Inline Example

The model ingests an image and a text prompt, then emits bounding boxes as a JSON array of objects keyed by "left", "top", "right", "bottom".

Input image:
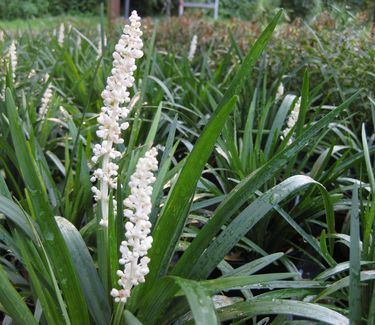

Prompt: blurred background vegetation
[{"left": 0, "top": 0, "right": 374, "bottom": 20}]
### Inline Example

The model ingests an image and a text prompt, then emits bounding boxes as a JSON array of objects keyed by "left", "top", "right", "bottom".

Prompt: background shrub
[{"left": 0, "top": 0, "right": 102, "bottom": 19}]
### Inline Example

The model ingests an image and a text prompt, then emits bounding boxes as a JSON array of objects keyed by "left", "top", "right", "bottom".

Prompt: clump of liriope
[
  {"left": 91, "top": 10, "right": 159, "bottom": 304},
  {"left": 281, "top": 97, "right": 301, "bottom": 144},
  {"left": 90, "top": 10, "right": 144, "bottom": 227},
  {"left": 188, "top": 34, "right": 198, "bottom": 62},
  {"left": 111, "top": 147, "right": 158, "bottom": 303}
]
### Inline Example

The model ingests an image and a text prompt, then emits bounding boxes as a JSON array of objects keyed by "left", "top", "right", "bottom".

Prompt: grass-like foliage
[{"left": 0, "top": 9, "right": 374, "bottom": 325}]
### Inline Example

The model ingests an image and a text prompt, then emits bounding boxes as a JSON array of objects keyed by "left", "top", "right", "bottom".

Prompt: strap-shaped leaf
[
  {"left": 173, "top": 277, "right": 219, "bottom": 325},
  {"left": 0, "top": 196, "right": 36, "bottom": 240},
  {"left": 0, "top": 264, "right": 38, "bottom": 325},
  {"left": 218, "top": 299, "right": 349, "bottom": 324},
  {"left": 56, "top": 217, "right": 111, "bottom": 325}
]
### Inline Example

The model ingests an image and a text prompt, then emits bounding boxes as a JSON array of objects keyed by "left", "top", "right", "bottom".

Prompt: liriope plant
[{"left": 0, "top": 9, "right": 373, "bottom": 325}]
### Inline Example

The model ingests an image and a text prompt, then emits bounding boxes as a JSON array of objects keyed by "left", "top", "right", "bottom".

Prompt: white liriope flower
[
  {"left": 275, "top": 82, "right": 284, "bottom": 102},
  {"left": 39, "top": 74, "right": 53, "bottom": 121},
  {"left": 91, "top": 11, "right": 144, "bottom": 227},
  {"left": 28, "top": 69, "right": 36, "bottom": 79},
  {"left": 8, "top": 41, "right": 17, "bottom": 82},
  {"left": 188, "top": 35, "right": 198, "bottom": 62},
  {"left": 58, "top": 23, "right": 65, "bottom": 45},
  {"left": 0, "top": 31, "right": 4, "bottom": 42},
  {"left": 111, "top": 147, "right": 158, "bottom": 303},
  {"left": 281, "top": 97, "right": 301, "bottom": 145}
]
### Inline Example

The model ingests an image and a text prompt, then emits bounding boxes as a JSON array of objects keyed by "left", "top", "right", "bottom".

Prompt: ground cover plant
[{"left": 0, "top": 7, "right": 374, "bottom": 325}]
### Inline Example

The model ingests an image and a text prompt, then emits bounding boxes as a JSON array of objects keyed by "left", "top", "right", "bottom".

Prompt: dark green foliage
[{"left": 0, "top": 0, "right": 102, "bottom": 19}]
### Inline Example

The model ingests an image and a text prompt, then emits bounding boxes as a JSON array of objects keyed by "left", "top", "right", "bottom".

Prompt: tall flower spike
[
  {"left": 281, "top": 97, "right": 301, "bottom": 145},
  {"left": 188, "top": 35, "right": 198, "bottom": 62},
  {"left": 91, "top": 11, "right": 144, "bottom": 227},
  {"left": 39, "top": 74, "right": 53, "bottom": 121},
  {"left": 111, "top": 147, "right": 158, "bottom": 303},
  {"left": 58, "top": 23, "right": 65, "bottom": 45}
]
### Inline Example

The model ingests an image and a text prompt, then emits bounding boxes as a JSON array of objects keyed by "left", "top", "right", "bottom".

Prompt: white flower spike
[
  {"left": 9, "top": 41, "right": 17, "bottom": 82},
  {"left": 58, "top": 23, "right": 65, "bottom": 45},
  {"left": 91, "top": 10, "right": 144, "bottom": 227},
  {"left": 188, "top": 35, "right": 198, "bottom": 62},
  {"left": 275, "top": 82, "right": 284, "bottom": 102},
  {"left": 111, "top": 147, "right": 158, "bottom": 303},
  {"left": 39, "top": 74, "right": 53, "bottom": 121},
  {"left": 281, "top": 97, "right": 301, "bottom": 145}
]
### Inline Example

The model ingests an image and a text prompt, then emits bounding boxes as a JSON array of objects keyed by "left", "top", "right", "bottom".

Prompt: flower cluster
[
  {"left": 188, "top": 35, "right": 198, "bottom": 62},
  {"left": 91, "top": 11, "right": 144, "bottom": 227},
  {"left": 111, "top": 147, "right": 158, "bottom": 303},
  {"left": 28, "top": 69, "right": 36, "bottom": 79},
  {"left": 281, "top": 97, "right": 301, "bottom": 145}
]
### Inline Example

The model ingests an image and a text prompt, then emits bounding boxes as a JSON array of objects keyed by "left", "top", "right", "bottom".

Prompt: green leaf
[
  {"left": 349, "top": 184, "right": 361, "bottom": 325},
  {"left": 0, "top": 196, "right": 36, "bottom": 240},
  {"left": 315, "top": 261, "right": 373, "bottom": 280},
  {"left": 16, "top": 231, "right": 65, "bottom": 325},
  {"left": 56, "top": 217, "right": 111, "bottom": 325},
  {"left": 172, "top": 277, "right": 219, "bottom": 325},
  {"left": 145, "top": 101, "right": 163, "bottom": 146},
  {"left": 124, "top": 310, "right": 144, "bottom": 325},
  {"left": 0, "top": 264, "right": 38, "bottom": 325},
  {"left": 197, "top": 273, "right": 298, "bottom": 293},
  {"left": 217, "top": 299, "right": 349, "bottom": 325},
  {"left": 314, "top": 270, "right": 375, "bottom": 302},
  {"left": 222, "top": 253, "right": 284, "bottom": 277}
]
